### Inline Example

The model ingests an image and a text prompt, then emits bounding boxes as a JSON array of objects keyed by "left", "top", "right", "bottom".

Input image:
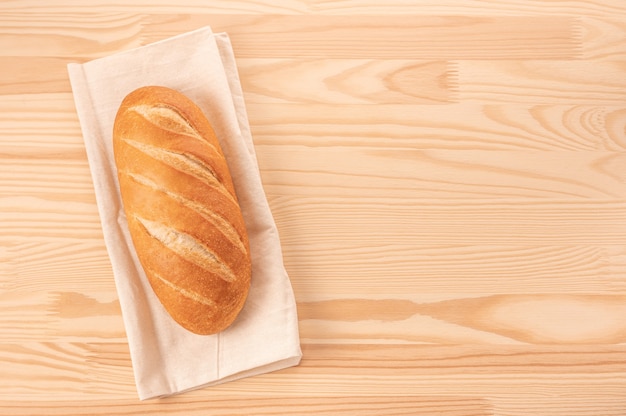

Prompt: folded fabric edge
[
  {"left": 74, "top": 26, "right": 215, "bottom": 69},
  {"left": 140, "top": 354, "right": 303, "bottom": 401},
  {"left": 212, "top": 32, "right": 259, "bottom": 167}
]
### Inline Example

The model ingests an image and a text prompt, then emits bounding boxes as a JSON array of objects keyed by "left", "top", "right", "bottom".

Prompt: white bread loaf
[{"left": 113, "top": 86, "right": 251, "bottom": 335}]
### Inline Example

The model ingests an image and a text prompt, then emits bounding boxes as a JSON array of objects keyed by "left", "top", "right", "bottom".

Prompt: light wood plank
[
  {"left": 256, "top": 146, "right": 626, "bottom": 199},
  {"left": 238, "top": 59, "right": 455, "bottom": 104},
  {"left": 1, "top": 342, "right": 625, "bottom": 404},
  {"left": 580, "top": 17, "right": 626, "bottom": 60},
  {"left": 2, "top": 395, "right": 625, "bottom": 416},
  {"left": 267, "top": 197, "right": 626, "bottom": 246},
  {"left": 247, "top": 103, "right": 626, "bottom": 151},
  {"left": 305, "top": 0, "right": 626, "bottom": 18},
  {"left": 0, "top": 14, "right": 581, "bottom": 59},
  {"left": 458, "top": 60, "right": 626, "bottom": 105},
  {"left": 139, "top": 14, "right": 584, "bottom": 59},
  {"left": 285, "top": 244, "right": 626, "bottom": 297},
  {"left": 0, "top": 159, "right": 94, "bottom": 197},
  {"left": 0, "top": 57, "right": 74, "bottom": 94},
  {"left": 0, "top": 290, "right": 125, "bottom": 342},
  {"left": 0, "top": 241, "right": 113, "bottom": 292},
  {"left": 0, "top": 196, "right": 101, "bottom": 242},
  {"left": 0, "top": 396, "right": 493, "bottom": 416},
  {"left": 0, "top": 13, "right": 144, "bottom": 58},
  {"left": 2, "top": 0, "right": 626, "bottom": 17},
  {"left": 0, "top": 0, "right": 306, "bottom": 14},
  {"left": 298, "top": 295, "right": 626, "bottom": 344}
]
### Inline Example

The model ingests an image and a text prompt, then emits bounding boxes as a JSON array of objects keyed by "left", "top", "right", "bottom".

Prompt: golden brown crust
[{"left": 112, "top": 86, "right": 251, "bottom": 335}]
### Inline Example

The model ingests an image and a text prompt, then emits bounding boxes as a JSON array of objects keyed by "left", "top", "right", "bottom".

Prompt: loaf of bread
[{"left": 112, "top": 86, "right": 251, "bottom": 335}]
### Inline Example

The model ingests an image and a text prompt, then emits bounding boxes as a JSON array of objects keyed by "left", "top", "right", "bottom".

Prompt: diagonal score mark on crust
[
  {"left": 125, "top": 171, "right": 248, "bottom": 256},
  {"left": 122, "top": 138, "right": 237, "bottom": 205},
  {"left": 136, "top": 216, "right": 237, "bottom": 283},
  {"left": 129, "top": 104, "right": 219, "bottom": 155},
  {"left": 152, "top": 270, "right": 216, "bottom": 307}
]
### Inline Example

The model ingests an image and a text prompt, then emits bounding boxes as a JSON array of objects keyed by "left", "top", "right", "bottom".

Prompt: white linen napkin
[{"left": 67, "top": 26, "right": 302, "bottom": 400}]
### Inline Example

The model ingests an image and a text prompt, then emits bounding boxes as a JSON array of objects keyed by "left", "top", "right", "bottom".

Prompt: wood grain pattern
[
  {"left": 2, "top": 0, "right": 626, "bottom": 16},
  {"left": 144, "top": 14, "right": 582, "bottom": 59},
  {"left": 458, "top": 60, "right": 626, "bottom": 104},
  {"left": 2, "top": 0, "right": 626, "bottom": 414},
  {"left": 0, "top": 14, "right": 582, "bottom": 59},
  {"left": 238, "top": 59, "right": 456, "bottom": 104},
  {"left": 247, "top": 103, "right": 626, "bottom": 150},
  {"left": 1, "top": 396, "right": 494, "bottom": 416}
]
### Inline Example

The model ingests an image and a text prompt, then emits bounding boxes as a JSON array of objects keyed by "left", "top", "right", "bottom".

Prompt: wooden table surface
[{"left": 2, "top": 1, "right": 626, "bottom": 414}]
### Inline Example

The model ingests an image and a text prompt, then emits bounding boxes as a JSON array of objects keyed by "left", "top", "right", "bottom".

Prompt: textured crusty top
[{"left": 112, "top": 85, "right": 251, "bottom": 335}]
